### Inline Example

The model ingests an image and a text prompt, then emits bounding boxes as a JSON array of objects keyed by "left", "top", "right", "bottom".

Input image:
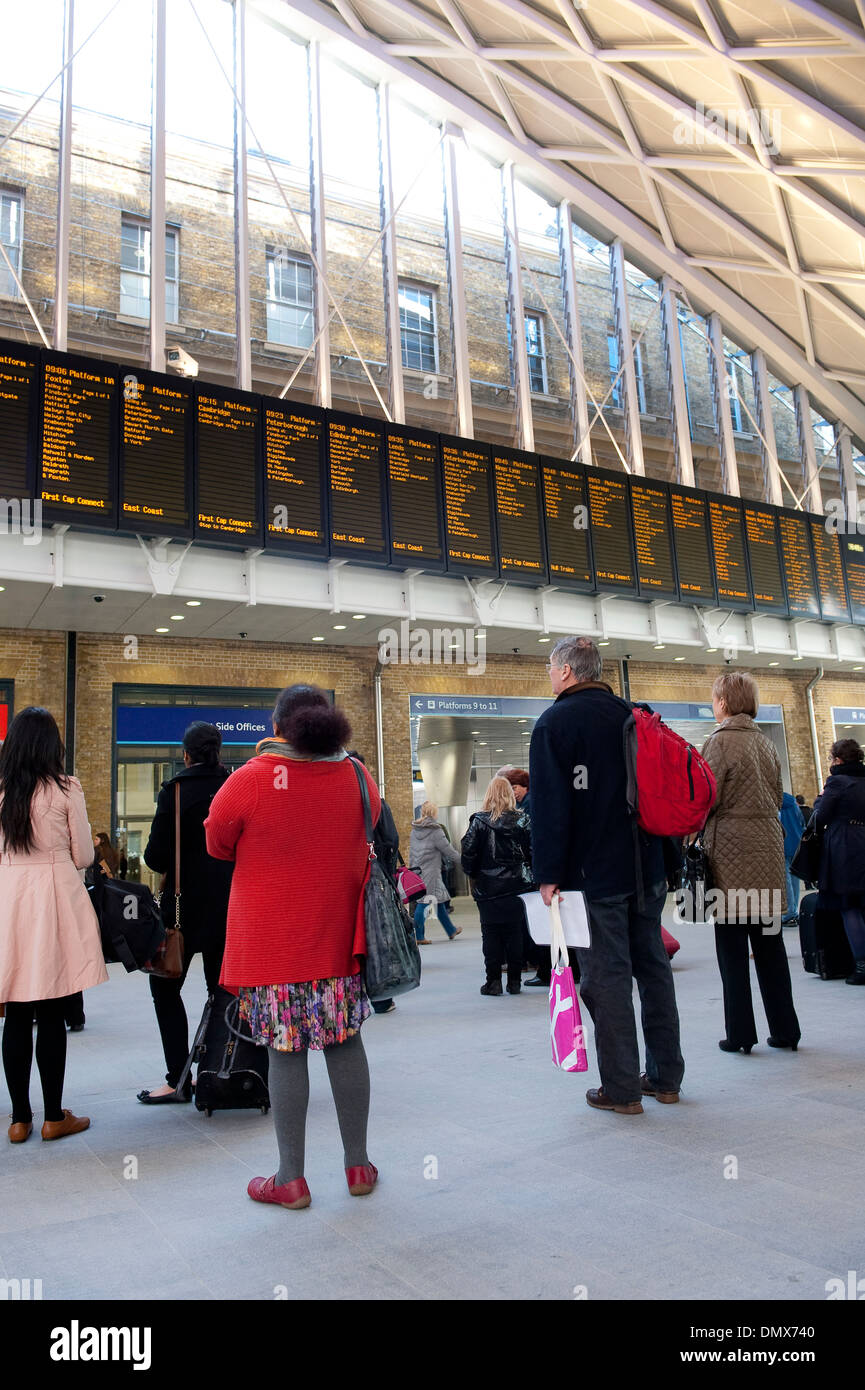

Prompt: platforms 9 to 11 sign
[{"left": 0, "top": 336, "right": 861, "bottom": 625}]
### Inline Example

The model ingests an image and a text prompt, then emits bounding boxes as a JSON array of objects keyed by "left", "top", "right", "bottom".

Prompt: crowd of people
[{"left": 1, "top": 641, "right": 864, "bottom": 1202}]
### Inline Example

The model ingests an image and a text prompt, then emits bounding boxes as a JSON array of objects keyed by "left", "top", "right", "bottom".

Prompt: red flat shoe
[
  {"left": 247, "top": 1174, "right": 311, "bottom": 1209},
  {"left": 345, "top": 1163, "right": 378, "bottom": 1196}
]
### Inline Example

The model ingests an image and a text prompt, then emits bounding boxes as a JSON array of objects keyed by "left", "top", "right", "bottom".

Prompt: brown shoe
[
  {"left": 640, "top": 1073, "right": 680, "bottom": 1104},
  {"left": 586, "top": 1087, "right": 643, "bottom": 1115},
  {"left": 8, "top": 1121, "right": 33, "bottom": 1143},
  {"left": 41, "top": 1110, "right": 90, "bottom": 1141}
]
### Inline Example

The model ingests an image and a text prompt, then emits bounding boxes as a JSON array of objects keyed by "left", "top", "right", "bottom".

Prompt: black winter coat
[
  {"left": 813, "top": 761, "right": 865, "bottom": 898},
  {"left": 143, "top": 763, "right": 234, "bottom": 951},
  {"left": 460, "top": 809, "right": 533, "bottom": 901}
]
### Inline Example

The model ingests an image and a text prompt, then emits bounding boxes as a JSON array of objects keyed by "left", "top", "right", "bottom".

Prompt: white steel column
[
  {"left": 149, "top": 0, "right": 166, "bottom": 373},
  {"left": 441, "top": 123, "right": 472, "bottom": 439},
  {"left": 557, "top": 200, "right": 592, "bottom": 468},
  {"left": 308, "top": 40, "right": 331, "bottom": 409},
  {"left": 232, "top": 0, "right": 251, "bottom": 390},
  {"left": 54, "top": 0, "right": 74, "bottom": 351},
  {"left": 707, "top": 312, "right": 740, "bottom": 497},
  {"left": 377, "top": 85, "right": 405, "bottom": 425},
  {"left": 502, "top": 160, "right": 534, "bottom": 453},
  {"left": 794, "top": 384, "right": 822, "bottom": 513},
  {"left": 660, "top": 276, "right": 694, "bottom": 487},
  {"left": 751, "top": 348, "right": 783, "bottom": 506},
  {"left": 837, "top": 426, "right": 860, "bottom": 526},
  {"left": 609, "top": 238, "right": 644, "bottom": 475}
]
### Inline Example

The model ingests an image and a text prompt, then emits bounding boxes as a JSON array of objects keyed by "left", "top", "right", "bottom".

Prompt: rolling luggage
[
  {"left": 798, "top": 892, "right": 854, "bottom": 980},
  {"left": 176, "top": 987, "right": 269, "bottom": 1117}
]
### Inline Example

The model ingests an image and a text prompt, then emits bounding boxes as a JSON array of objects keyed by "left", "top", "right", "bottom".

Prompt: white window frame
[
  {"left": 725, "top": 358, "right": 745, "bottom": 432},
  {"left": 525, "top": 311, "right": 548, "bottom": 394},
  {"left": 0, "top": 190, "right": 24, "bottom": 299},
  {"left": 120, "top": 216, "right": 178, "bottom": 323},
  {"left": 398, "top": 281, "right": 438, "bottom": 374},
  {"left": 266, "top": 248, "right": 314, "bottom": 349},
  {"left": 633, "top": 338, "right": 647, "bottom": 414}
]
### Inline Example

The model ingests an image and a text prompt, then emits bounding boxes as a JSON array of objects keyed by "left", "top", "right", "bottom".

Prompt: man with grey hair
[{"left": 530, "top": 636, "right": 684, "bottom": 1115}]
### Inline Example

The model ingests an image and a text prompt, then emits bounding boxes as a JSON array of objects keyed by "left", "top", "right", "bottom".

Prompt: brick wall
[{"left": 0, "top": 628, "right": 67, "bottom": 733}]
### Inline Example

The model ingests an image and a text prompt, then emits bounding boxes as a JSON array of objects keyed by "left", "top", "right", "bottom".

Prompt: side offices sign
[{"left": 116, "top": 706, "right": 273, "bottom": 746}]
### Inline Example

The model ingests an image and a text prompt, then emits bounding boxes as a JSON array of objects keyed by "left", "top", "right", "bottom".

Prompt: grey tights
[{"left": 267, "top": 1033, "right": 370, "bottom": 1185}]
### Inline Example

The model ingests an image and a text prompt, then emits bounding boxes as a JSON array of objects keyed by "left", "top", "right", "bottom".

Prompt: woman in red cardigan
[{"left": 205, "top": 684, "right": 381, "bottom": 1211}]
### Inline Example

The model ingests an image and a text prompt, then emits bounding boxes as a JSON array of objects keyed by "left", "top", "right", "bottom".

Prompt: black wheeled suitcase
[
  {"left": 798, "top": 892, "right": 854, "bottom": 980},
  {"left": 176, "top": 987, "right": 269, "bottom": 1117}
]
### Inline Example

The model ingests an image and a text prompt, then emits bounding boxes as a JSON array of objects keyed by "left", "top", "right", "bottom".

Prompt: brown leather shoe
[
  {"left": 8, "top": 1121, "right": 33, "bottom": 1143},
  {"left": 640, "top": 1073, "right": 680, "bottom": 1104},
  {"left": 586, "top": 1087, "right": 643, "bottom": 1115},
  {"left": 41, "top": 1110, "right": 90, "bottom": 1141}
]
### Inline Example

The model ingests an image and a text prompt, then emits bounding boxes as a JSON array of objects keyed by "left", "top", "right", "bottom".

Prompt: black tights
[{"left": 2, "top": 997, "right": 68, "bottom": 1124}]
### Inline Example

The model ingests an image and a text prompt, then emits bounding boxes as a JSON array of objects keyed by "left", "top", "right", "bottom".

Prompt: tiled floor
[{"left": 1, "top": 899, "right": 863, "bottom": 1301}]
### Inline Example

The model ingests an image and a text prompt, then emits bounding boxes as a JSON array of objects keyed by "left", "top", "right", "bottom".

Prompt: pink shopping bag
[{"left": 549, "top": 893, "right": 588, "bottom": 1072}]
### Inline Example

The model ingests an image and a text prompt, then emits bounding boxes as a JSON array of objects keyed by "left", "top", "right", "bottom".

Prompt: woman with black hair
[
  {"left": 814, "top": 738, "right": 865, "bottom": 985},
  {"left": 0, "top": 707, "right": 107, "bottom": 1143},
  {"left": 137, "top": 721, "right": 233, "bottom": 1103},
  {"left": 205, "top": 684, "right": 381, "bottom": 1211}
]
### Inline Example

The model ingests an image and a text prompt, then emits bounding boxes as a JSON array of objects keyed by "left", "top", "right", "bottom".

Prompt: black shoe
[
  {"left": 845, "top": 960, "right": 865, "bottom": 985},
  {"left": 137, "top": 1082, "right": 193, "bottom": 1104},
  {"left": 766, "top": 1036, "right": 799, "bottom": 1051},
  {"left": 68, "top": 1022, "right": 85, "bottom": 1033},
  {"left": 479, "top": 980, "right": 503, "bottom": 996},
  {"left": 718, "top": 1039, "right": 753, "bottom": 1054},
  {"left": 523, "top": 974, "right": 549, "bottom": 987},
  {"left": 506, "top": 982, "right": 522, "bottom": 995}
]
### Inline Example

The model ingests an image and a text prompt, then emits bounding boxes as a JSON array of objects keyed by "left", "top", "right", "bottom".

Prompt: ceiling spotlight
[
  {"left": 155, "top": 627, "right": 169, "bottom": 634},
  {"left": 674, "top": 656, "right": 685, "bottom": 662},
  {"left": 654, "top": 643, "right": 665, "bottom": 650},
  {"left": 430, "top": 741, "right": 439, "bottom": 746},
  {"left": 471, "top": 730, "right": 480, "bottom": 734},
  {"left": 352, "top": 614, "right": 366, "bottom": 620},
  {"left": 312, "top": 636, "right": 325, "bottom": 642},
  {"left": 769, "top": 661, "right": 779, "bottom": 666},
  {"left": 186, "top": 600, "right": 201, "bottom": 607},
  {"left": 792, "top": 655, "right": 803, "bottom": 661},
  {"left": 333, "top": 624, "right": 346, "bottom": 630},
  {"left": 538, "top": 636, "right": 550, "bottom": 643},
  {"left": 854, "top": 665, "right": 863, "bottom": 671},
  {"left": 705, "top": 647, "right": 717, "bottom": 653},
  {"left": 495, "top": 748, "right": 504, "bottom": 752},
  {"left": 479, "top": 741, "right": 487, "bottom": 746},
  {"left": 170, "top": 615, "right": 184, "bottom": 621},
  {"left": 598, "top": 640, "right": 611, "bottom": 646}
]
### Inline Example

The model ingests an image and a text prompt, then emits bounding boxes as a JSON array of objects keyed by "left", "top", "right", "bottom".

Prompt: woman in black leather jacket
[
  {"left": 460, "top": 777, "right": 534, "bottom": 997},
  {"left": 814, "top": 738, "right": 865, "bottom": 985}
]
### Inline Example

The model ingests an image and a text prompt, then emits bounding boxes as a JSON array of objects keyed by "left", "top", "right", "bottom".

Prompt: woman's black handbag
[
  {"left": 88, "top": 873, "right": 166, "bottom": 972},
  {"left": 349, "top": 758, "right": 422, "bottom": 1002},
  {"left": 790, "top": 813, "right": 822, "bottom": 885},
  {"left": 678, "top": 838, "right": 713, "bottom": 923}
]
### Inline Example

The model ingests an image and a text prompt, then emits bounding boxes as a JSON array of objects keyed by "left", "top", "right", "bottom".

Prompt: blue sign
[
  {"left": 651, "top": 702, "right": 784, "bottom": 724},
  {"left": 832, "top": 708, "right": 865, "bottom": 724},
  {"left": 116, "top": 705, "right": 273, "bottom": 746},
  {"left": 410, "top": 695, "right": 553, "bottom": 718}
]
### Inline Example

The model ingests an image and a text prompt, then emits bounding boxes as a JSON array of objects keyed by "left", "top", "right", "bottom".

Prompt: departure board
[
  {"left": 119, "top": 369, "right": 192, "bottom": 537},
  {"left": 670, "top": 486, "right": 715, "bottom": 604},
  {"left": 441, "top": 436, "right": 497, "bottom": 575},
  {"left": 385, "top": 424, "right": 444, "bottom": 569},
  {"left": 778, "top": 512, "right": 820, "bottom": 619},
  {"left": 492, "top": 447, "right": 547, "bottom": 583},
  {"left": 540, "top": 459, "right": 593, "bottom": 591},
  {"left": 40, "top": 351, "right": 118, "bottom": 526},
  {"left": 630, "top": 479, "right": 677, "bottom": 599},
  {"left": 744, "top": 503, "right": 787, "bottom": 615},
  {"left": 195, "top": 386, "right": 261, "bottom": 545},
  {"left": 840, "top": 533, "right": 865, "bottom": 625},
  {"left": 810, "top": 517, "right": 851, "bottom": 622},
  {"left": 263, "top": 401, "right": 327, "bottom": 557},
  {"left": 0, "top": 338, "right": 38, "bottom": 498},
  {"left": 586, "top": 469, "right": 636, "bottom": 594},
  {"left": 708, "top": 496, "right": 752, "bottom": 607},
  {"left": 328, "top": 414, "right": 387, "bottom": 563}
]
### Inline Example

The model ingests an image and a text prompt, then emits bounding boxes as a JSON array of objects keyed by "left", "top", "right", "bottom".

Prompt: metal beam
[
  {"left": 502, "top": 161, "right": 534, "bottom": 452},
  {"left": 557, "top": 200, "right": 592, "bottom": 467},
  {"left": 660, "top": 276, "right": 694, "bottom": 486},
  {"left": 54, "top": 0, "right": 74, "bottom": 352},
  {"left": 751, "top": 348, "right": 783, "bottom": 506},
  {"left": 795, "top": 385, "right": 823, "bottom": 514},
  {"left": 377, "top": 84, "right": 405, "bottom": 425},
  {"left": 441, "top": 124, "right": 472, "bottom": 439},
  {"left": 308, "top": 40, "right": 331, "bottom": 409},
  {"left": 232, "top": 0, "right": 251, "bottom": 390},
  {"left": 837, "top": 426, "right": 860, "bottom": 527},
  {"left": 149, "top": 0, "right": 166, "bottom": 373},
  {"left": 609, "top": 238, "right": 644, "bottom": 475},
  {"left": 707, "top": 312, "right": 740, "bottom": 496}
]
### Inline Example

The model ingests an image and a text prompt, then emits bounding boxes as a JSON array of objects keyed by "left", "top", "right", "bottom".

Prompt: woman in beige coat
[
  {"left": 0, "top": 708, "right": 107, "bottom": 1142},
  {"left": 701, "top": 672, "right": 800, "bottom": 1054}
]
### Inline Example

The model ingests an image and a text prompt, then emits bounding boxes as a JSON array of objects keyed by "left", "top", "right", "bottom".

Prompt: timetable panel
[
  {"left": 263, "top": 401, "right": 327, "bottom": 557},
  {"left": 492, "top": 447, "right": 547, "bottom": 583},
  {"left": 670, "top": 486, "right": 716, "bottom": 604},
  {"left": 708, "top": 496, "right": 752, "bottom": 608},
  {"left": 586, "top": 469, "right": 636, "bottom": 594},
  {"left": 195, "top": 386, "right": 261, "bottom": 545},
  {"left": 630, "top": 478, "right": 677, "bottom": 599},
  {"left": 441, "top": 436, "right": 497, "bottom": 575},
  {"left": 119, "top": 368, "right": 192, "bottom": 537},
  {"left": 40, "top": 351, "right": 118, "bottom": 527},
  {"left": 841, "top": 533, "right": 865, "bottom": 626},
  {"left": 386, "top": 424, "right": 445, "bottom": 569},
  {"left": 0, "top": 338, "right": 38, "bottom": 499},
  {"left": 810, "top": 517, "right": 851, "bottom": 622},
  {"left": 743, "top": 503, "right": 787, "bottom": 615},
  {"left": 540, "top": 460, "right": 593, "bottom": 591},
  {"left": 328, "top": 414, "right": 387, "bottom": 563},
  {"left": 778, "top": 512, "right": 820, "bottom": 619}
]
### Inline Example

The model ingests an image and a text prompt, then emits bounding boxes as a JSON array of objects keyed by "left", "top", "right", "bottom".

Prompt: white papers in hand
[{"left": 519, "top": 891, "right": 591, "bottom": 948}]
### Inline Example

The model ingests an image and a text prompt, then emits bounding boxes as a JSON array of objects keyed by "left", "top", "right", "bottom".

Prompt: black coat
[
  {"left": 374, "top": 798, "right": 399, "bottom": 881},
  {"left": 143, "top": 763, "right": 234, "bottom": 951},
  {"left": 813, "top": 761, "right": 865, "bottom": 899},
  {"left": 460, "top": 809, "right": 533, "bottom": 901},
  {"left": 529, "top": 681, "right": 664, "bottom": 899}
]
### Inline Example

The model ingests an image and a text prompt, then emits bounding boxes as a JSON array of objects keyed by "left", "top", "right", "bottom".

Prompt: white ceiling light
[
  {"left": 333, "top": 624, "right": 346, "bottom": 630},
  {"left": 155, "top": 627, "right": 169, "bottom": 634},
  {"left": 312, "top": 636, "right": 324, "bottom": 642},
  {"left": 170, "top": 615, "right": 184, "bottom": 621},
  {"left": 186, "top": 600, "right": 201, "bottom": 607},
  {"left": 352, "top": 614, "right": 366, "bottom": 620}
]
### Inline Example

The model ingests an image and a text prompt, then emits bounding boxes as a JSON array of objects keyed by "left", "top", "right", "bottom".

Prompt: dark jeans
[
  {"left": 149, "top": 934, "right": 224, "bottom": 1087},
  {"left": 577, "top": 881, "right": 684, "bottom": 1105},
  {"left": 714, "top": 921, "right": 801, "bottom": 1048},
  {"left": 2, "top": 996, "right": 69, "bottom": 1124}
]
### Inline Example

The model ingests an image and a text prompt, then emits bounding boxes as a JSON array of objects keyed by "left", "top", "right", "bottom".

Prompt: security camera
[
  {"left": 92, "top": 594, "right": 105, "bottom": 603},
  {"left": 513, "top": 647, "right": 520, "bottom": 654},
  {"left": 166, "top": 345, "right": 199, "bottom": 379},
  {"left": 238, "top": 631, "right": 248, "bottom": 639}
]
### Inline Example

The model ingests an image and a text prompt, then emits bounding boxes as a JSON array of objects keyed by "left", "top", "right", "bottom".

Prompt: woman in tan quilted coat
[{"left": 700, "top": 671, "right": 801, "bottom": 1055}]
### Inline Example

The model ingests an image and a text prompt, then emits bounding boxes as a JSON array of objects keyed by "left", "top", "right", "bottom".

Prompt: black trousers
[
  {"left": 2, "top": 997, "right": 69, "bottom": 1124},
  {"left": 63, "top": 991, "right": 85, "bottom": 1027},
  {"left": 714, "top": 921, "right": 800, "bottom": 1048},
  {"left": 479, "top": 898, "right": 525, "bottom": 985},
  {"left": 149, "top": 933, "right": 225, "bottom": 1087}
]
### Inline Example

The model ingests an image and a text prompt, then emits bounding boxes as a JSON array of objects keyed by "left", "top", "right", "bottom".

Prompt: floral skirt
[{"left": 237, "top": 974, "right": 370, "bottom": 1052}]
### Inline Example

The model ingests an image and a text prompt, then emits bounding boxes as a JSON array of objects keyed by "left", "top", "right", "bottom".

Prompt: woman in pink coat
[{"left": 0, "top": 708, "right": 107, "bottom": 1143}]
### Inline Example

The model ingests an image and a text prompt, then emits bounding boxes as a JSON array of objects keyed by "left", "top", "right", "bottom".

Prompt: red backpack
[{"left": 623, "top": 704, "right": 716, "bottom": 837}]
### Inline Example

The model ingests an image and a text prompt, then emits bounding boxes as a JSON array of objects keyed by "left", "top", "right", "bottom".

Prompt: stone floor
[{"left": 1, "top": 897, "right": 863, "bottom": 1301}]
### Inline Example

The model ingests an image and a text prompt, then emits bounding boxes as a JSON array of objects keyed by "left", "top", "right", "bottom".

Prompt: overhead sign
[
  {"left": 831, "top": 708, "right": 865, "bottom": 725},
  {"left": 116, "top": 705, "right": 273, "bottom": 746},
  {"left": 410, "top": 695, "right": 552, "bottom": 718}
]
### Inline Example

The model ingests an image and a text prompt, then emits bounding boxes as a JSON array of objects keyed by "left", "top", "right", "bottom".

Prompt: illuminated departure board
[
  {"left": 708, "top": 497, "right": 752, "bottom": 608},
  {"left": 840, "top": 533, "right": 865, "bottom": 625},
  {"left": 744, "top": 504, "right": 787, "bottom": 614},
  {"left": 810, "top": 517, "right": 851, "bottom": 622},
  {"left": 263, "top": 401, "right": 326, "bottom": 557},
  {"left": 540, "top": 459, "right": 593, "bottom": 591},
  {"left": 492, "top": 447, "right": 547, "bottom": 582},
  {"left": 630, "top": 479, "right": 677, "bottom": 599},
  {"left": 778, "top": 512, "right": 820, "bottom": 619},
  {"left": 0, "top": 338, "right": 38, "bottom": 498},
  {"left": 119, "top": 369, "right": 191, "bottom": 537},
  {"left": 328, "top": 414, "right": 387, "bottom": 563},
  {"left": 195, "top": 386, "right": 261, "bottom": 544},
  {"left": 40, "top": 351, "right": 118, "bottom": 526},
  {"left": 586, "top": 469, "right": 636, "bottom": 593},
  {"left": 670, "top": 487, "right": 715, "bottom": 604},
  {"left": 385, "top": 425, "right": 444, "bottom": 569},
  {"left": 441, "top": 436, "right": 497, "bottom": 575}
]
